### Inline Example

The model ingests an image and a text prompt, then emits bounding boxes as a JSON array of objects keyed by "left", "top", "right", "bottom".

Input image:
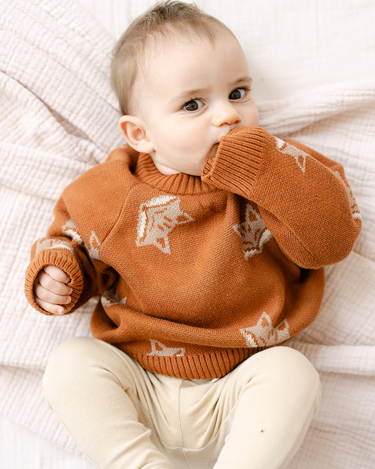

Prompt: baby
[{"left": 25, "top": 1, "right": 362, "bottom": 468}]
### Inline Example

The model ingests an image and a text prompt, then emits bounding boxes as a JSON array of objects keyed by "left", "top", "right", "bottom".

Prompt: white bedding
[{"left": 0, "top": 1, "right": 374, "bottom": 468}]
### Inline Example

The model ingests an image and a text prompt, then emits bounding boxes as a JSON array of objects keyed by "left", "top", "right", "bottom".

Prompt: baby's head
[{"left": 111, "top": 1, "right": 259, "bottom": 176}]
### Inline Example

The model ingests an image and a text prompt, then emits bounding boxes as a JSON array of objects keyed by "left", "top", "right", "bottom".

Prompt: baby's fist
[{"left": 34, "top": 265, "right": 72, "bottom": 315}]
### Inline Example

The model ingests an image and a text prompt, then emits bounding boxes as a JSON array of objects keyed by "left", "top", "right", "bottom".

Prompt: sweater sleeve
[
  {"left": 201, "top": 126, "right": 362, "bottom": 269},
  {"left": 25, "top": 194, "right": 117, "bottom": 317}
]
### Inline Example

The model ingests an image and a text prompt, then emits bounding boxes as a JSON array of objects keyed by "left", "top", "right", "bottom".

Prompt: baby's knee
[
  {"left": 280, "top": 347, "right": 320, "bottom": 387},
  {"left": 241, "top": 347, "right": 321, "bottom": 408},
  {"left": 262, "top": 346, "right": 321, "bottom": 407}
]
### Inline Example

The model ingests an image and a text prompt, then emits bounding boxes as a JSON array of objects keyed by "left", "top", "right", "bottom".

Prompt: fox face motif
[
  {"left": 233, "top": 204, "right": 272, "bottom": 260},
  {"left": 147, "top": 339, "right": 185, "bottom": 357},
  {"left": 275, "top": 136, "right": 307, "bottom": 173},
  {"left": 136, "top": 196, "right": 194, "bottom": 254},
  {"left": 62, "top": 219, "right": 83, "bottom": 245},
  {"left": 240, "top": 312, "right": 290, "bottom": 347},
  {"left": 35, "top": 238, "right": 74, "bottom": 255}
]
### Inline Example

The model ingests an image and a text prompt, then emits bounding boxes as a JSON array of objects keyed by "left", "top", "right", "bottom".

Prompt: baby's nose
[{"left": 211, "top": 103, "right": 242, "bottom": 127}]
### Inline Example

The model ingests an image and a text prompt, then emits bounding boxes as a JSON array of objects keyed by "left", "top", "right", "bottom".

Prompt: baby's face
[{"left": 136, "top": 32, "right": 259, "bottom": 176}]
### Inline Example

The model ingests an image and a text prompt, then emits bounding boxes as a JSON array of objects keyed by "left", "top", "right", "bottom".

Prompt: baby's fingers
[
  {"left": 34, "top": 267, "right": 72, "bottom": 315},
  {"left": 38, "top": 268, "right": 72, "bottom": 296},
  {"left": 35, "top": 297, "right": 66, "bottom": 315},
  {"left": 34, "top": 281, "right": 71, "bottom": 306},
  {"left": 34, "top": 281, "right": 71, "bottom": 315},
  {"left": 43, "top": 265, "right": 70, "bottom": 284}
]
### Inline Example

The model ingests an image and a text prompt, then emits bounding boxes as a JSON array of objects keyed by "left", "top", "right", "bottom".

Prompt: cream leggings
[{"left": 43, "top": 337, "right": 321, "bottom": 469}]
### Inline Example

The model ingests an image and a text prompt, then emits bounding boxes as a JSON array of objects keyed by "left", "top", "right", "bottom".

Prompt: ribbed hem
[
  {"left": 202, "top": 127, "right": 268, "bottom": 196},
  {"left": 132, "top": 347, "right": 259, "bottom": 379},
  {"left": 24, "top": 249, "right": 83, "bottom": 316}
]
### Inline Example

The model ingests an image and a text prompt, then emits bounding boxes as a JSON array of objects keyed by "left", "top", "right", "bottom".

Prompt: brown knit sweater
[{"left": 25, "top": 126, "right": 362, "bottom": 379}]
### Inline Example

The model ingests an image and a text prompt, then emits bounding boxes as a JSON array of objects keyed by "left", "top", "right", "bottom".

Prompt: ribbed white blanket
[{"left": 0, "top": 1, "right": 374, "bottom": 467}]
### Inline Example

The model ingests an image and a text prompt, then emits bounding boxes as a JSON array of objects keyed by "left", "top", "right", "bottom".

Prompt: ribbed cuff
[
  {"left": 25, "top": 249, "right": 83, "bottom": 316},
  {"left": 202, "top": 126, "right": 268, "bottom": 196}
]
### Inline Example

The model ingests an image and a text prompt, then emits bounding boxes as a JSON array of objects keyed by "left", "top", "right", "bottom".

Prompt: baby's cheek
[
  {"left": 165, "top": 126, "right": 207, "bottom": 157},
  {"left": 248, "top": 107, "right": 259, "bottom": 126},
  {"left": 174, "top": 136, "right": 199, "bottom": 153},
  {"left": 186, "top": 133, "right": 207, "bottom": 152}
]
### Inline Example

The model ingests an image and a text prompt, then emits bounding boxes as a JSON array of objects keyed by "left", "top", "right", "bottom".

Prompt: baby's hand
[{"left": 34, "top": 266, "right": 72, "bottom": 315}]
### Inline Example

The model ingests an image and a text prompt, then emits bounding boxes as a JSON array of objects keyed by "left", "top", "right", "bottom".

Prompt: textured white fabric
[
  {"left": 0, "top": 0, "right": 374, "bottom": 468},
  {"left": 0, "top": 411, "right": 95, "bottom": 469}
]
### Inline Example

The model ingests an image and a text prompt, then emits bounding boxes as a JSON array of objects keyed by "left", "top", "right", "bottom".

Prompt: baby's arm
[
  {"left": 202, "top": 126, "right": 362, "bottom": 268},
  {"left": 25, "top": 161, "right": 126, "bottom": 317},
  {"left": 25, "top": 199, "right": 116, "bottom": 317},
  {"left": 25, "top": 197, "right": 96, "bottom": 316},
  {"left": 25, "top": 160, "right": 129, "bottom": 316},
  {"left": 34, "top": 266, "right": 72, "bottom": 315}
]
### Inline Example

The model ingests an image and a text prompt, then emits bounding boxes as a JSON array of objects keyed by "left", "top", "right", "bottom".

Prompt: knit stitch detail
[
  {"left": 334, "top": 171, "right": 362, "bottom": 220},
  {"left": 275, "top": 137, "right": 308, "bottom": 173},
  {"left": 101, "top": 287, "right": 127, "bottom": 308},
  {"left": 87, "top": 231, "right": 101, "bottom": 260},
  {"left": 62, "top": 219, "right": 83, "bottom": 245}
]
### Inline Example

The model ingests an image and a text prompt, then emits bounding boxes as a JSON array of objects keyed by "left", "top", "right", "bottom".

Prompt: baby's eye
[
  {"left": 183, "top": 99, "right": 203, "bottom": 112},
  {"left": 229, "top": 88, "right": 247, "bottom": 100}
]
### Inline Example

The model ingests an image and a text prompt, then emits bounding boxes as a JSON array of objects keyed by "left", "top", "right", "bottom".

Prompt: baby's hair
[{"left": 110, "top": 1, "right": 235, "bottom": 116}]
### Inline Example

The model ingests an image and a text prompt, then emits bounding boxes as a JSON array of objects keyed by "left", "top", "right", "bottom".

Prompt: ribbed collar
[{"left": 135, "top": 153, "right": 216, "bottom": 195}]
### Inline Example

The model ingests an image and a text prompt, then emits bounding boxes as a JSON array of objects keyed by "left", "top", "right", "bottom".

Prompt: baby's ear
[{"left": 118, "top": 116, "right": 154, "bottom": 154}]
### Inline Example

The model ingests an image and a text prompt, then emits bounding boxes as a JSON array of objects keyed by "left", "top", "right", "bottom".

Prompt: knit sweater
[{"left": 25, "top": 126, "right": 362, "bottom": 379}]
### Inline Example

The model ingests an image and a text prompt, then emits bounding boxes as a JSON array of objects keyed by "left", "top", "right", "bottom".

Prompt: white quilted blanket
[{"left": 0, "top": 0, "right": 374, "bottom": 467}]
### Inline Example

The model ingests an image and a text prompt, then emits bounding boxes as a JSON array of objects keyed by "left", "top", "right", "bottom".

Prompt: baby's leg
[
  {"left": 214, "top": 347, "right": 321, "bottom": 469},
  {"left": 43, "top": 337, "right": 173, "bottom": 469}
]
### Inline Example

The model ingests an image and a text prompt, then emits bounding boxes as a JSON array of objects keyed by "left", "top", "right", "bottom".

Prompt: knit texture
[{"left": 24, "top": 126, "right": 361, "bottom": 379}]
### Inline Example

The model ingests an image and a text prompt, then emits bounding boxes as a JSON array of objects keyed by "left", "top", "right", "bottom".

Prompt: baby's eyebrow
[
  {"left": 231, "top": 76, "right": 253, "bottom": 88},
  {"left": 169, "top": 88, "right": 210, "bottom": 106}
]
